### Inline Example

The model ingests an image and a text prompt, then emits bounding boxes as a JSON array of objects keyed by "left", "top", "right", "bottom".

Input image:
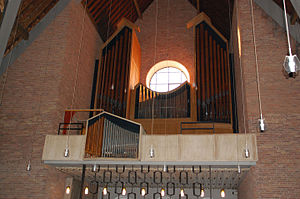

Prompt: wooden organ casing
[
  {"left": 188, "top": 13, "right": 233, "bottom": 125},
  {"left": 92, "top": 18, "right": 141, "bottom": 118}
]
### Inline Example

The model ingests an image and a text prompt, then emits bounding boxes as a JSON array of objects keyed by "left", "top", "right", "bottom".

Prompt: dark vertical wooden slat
[
  {"left": 110, "top": 37, "right": 119, "bottom": 114},
  {"left": 200, "top": 24, "right": 206, "bottom": 121},
  {"left": 220, "top": 48, "right": 225, "bottom": 121},
  {"left": 108, "top": 42, "right": 116, "bottom": 113},
  {"left": 99, "top": 49, "right": 108, "bottom": 109},
  {"left": 119, "top": 28, "right": 129, "bottom": 117},
  {"left": 122, "top": 29, "right": 132, "bottom": 117},
  {"left": 209, "top": 35, "right": 214, "bottom": 121},
  {"left": 96, "top": 53, "right": 105, "bottom": 110},
  {"left": 213, "top": 40, "right": 219, "bottom": 121},
  {"left": 224, "top": 49, "right": 230, "bottom": 122},
  {"left": 195, "top": 26, "right": 200, "bottom": 120},
  {"left": 216, "top": 44, "right": 222, "bottom": 121},
  {"left": 205, "top": 30, "right": 210, "bottom": 121}
]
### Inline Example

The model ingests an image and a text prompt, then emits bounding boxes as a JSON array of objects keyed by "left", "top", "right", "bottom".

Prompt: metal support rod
[{"left": 79, "top": 164, "right": 86, "bottom": 199}]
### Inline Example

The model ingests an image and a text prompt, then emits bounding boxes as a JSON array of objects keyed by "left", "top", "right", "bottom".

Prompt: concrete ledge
[{"left": 42, "top": 135, "right": 86, "bottom": 161}]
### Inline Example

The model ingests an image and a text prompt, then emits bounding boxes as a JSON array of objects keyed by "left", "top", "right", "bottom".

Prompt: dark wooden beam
[
  {"left": 290, "top": 9, "right": 299, "bottom": 25},
  {"left": 196, "top": 0, "right": 201, "bottom": 13},
  {"left": 133, "top": 0, "right": 142, "bottom": 19}
]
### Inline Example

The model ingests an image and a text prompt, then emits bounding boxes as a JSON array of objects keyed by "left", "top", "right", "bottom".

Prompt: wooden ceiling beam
[
  {"left": 133, "top": 0, "right": 142, "bottom": 19},
  {"left": 93, "top": 0, "right": 111, "bottom": 21},
  {"left": 290, "top": 8, "right": 299, "bottom": 25},
  {"left": 90, "top": 0, "right": 105, "bottom": 16},
  {"left": 196, "top": 0, "right": 201, "bottom": 13}
]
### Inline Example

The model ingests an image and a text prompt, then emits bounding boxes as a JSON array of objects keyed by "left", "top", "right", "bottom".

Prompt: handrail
[
  {"left": 57, "top": 122, "right": 84, "bottom": 135},
  {"left": 180, "top": 121, "right": 215, "bottom": 134}
]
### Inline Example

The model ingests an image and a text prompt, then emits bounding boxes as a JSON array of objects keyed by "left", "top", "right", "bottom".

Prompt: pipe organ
[
  {"left": 134, "top": 82, "right": 191, "bottom": 119},
  {"left": 189, "top": 13, "right": 232, "bottom": 124},
  {"left": 90, "top": 15, "right": 236, "bottom": 134},
  {"left": 92, "top": 19, "right": 140, "bottom": 118}
]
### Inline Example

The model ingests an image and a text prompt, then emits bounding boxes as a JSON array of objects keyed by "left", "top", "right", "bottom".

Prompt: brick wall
[
  {"left": 0, "top": 1, "right": 101, "bottom": 198},
  {"left": 135, "top": 0, "right": 196, "bottom": 85},
  {"left": 235, "top": 0, "right": 300, "bottom": 198}
]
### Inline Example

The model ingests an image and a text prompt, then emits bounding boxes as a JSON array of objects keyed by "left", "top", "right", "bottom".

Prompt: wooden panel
[{"left": 85, "top": 117, "right": 104, "bottom": 157}]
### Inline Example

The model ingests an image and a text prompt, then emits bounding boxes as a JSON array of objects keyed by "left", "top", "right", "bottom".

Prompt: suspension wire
[
  {"left": 283, "top": 0, "right": 292, "bottom": 56},
  {"left": 163, "top": 0, "right": 170, "bottom": 170},
  {"left": 66, "top": 0, "right": 88, "bottom": 150},
  {"left": 250, "top": 0, "right": 263, "bottom": 122},
  {"left": 151, "top": 0, "right": 158, "bottom": 137}
]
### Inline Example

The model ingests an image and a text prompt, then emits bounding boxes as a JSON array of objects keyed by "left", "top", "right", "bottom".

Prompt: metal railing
[
  {"left": 57, "top": 122, "right": 84, "bottom": 135},
  {"left": 180, "top": 121, "right": 215, "bottom": 134}
]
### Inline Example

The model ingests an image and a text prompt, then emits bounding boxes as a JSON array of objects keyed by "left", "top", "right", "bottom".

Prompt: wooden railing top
[{"left": 64, "top": 109, "right": 104, "bottom": 112}]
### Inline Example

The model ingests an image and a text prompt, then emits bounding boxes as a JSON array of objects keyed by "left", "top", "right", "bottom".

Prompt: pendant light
[
  {"left": 84, "top": 186, "right": 89, "bottom": 195},
  {"left": 220, "top": 189, "right": 226, "bottom": 198},
  {"left": 200, "top": 188, "right": 205, "bottom": 197},
  {"left": 282, "top": 0, "right": 300, "bottom": 77},
  {"left": 65, "top": 186, "right": 71, "bottom": 195}
]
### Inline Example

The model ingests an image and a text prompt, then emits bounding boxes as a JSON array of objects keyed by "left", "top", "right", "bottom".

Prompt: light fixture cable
[
  {"left": 65, "top": 0, "right": 89, "bottom": 156},
  {"left": 250, "top": 0, "right": 264, "bottom": 133},
  {"left": 150, "top": 0, "right": 159, "bottom": 158},
  {"left": 283, "top": 0, "right": 292, "bottom": 56}
]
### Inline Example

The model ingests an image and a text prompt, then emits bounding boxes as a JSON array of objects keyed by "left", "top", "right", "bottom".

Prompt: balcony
[{"left": 42, "top": 111, "right": 257, "bottom": 166}]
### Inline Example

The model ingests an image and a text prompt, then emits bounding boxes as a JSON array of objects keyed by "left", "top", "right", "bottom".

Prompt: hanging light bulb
[
  {"left": 92, "top": 164, "right": 99, "bottom": 172},
  {"left": 163, "top": 164, "right": 167, "bottom": 172},
  {"left": 200, "top": 188, "right": 205, "bottom": 197},
  {"left": 220, "top": 189, "right": 226, "bottom": 198},
  {"left": 245, "top": 148, "right": 250, "bottom": 158},
  {"left": 180, "top": 188, "right": 185, "bottom": 197},
  {"left": 121, "top": 187, "right": 126, "bottom": 195},
  {"left": 103, "top": 187, "right": 108, "bottom": 195},
  {"left": 26, "top": 160, "right": 31, "bottom": 171},
  {"left": 141, "top": 188, "right": 146, "bottom": 196},
  {"left": 282, "top": 0, "right": 300, "bottom": 77},
  {"left": 238, "top": 164, "right": 241, "bottom": 174},
  {"left": 64, "top": 148, "right": 69, "bottom": 157},
  {"left": 84, "top": 186, "right": 89, "bottom": 195},
  {"left": 259, "top": 117, "right": 265, "bottom": 132},
  {"left": 150, "top": 145, "right": 155, "bottom": 158},
  {"left": 283, "top": 55, "right": 300, "bottom": 77},
  {"left": 65, "top": 186, "right": 71, "bottom": 195},
  {"left": 160, "top": 188, "right": 165, "bottom": 197}
]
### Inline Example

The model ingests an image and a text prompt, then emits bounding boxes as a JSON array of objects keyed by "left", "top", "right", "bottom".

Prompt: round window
[{"left": 149, "top": 66, "right": 188, "bottom": 92}]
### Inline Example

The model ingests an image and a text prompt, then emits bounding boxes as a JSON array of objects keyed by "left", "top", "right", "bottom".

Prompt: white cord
[
  {"left": 66, "top": 0, "right": 88, "bottom": 150},
  {"left": 151, "top": 0, "right": 158, "bottom": 136},
  {"left": 250, "top": 0, "right": 263, "bottom": 122},
  {"left": 283, "top": 0, "right": 292, "bottom": 56}
]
